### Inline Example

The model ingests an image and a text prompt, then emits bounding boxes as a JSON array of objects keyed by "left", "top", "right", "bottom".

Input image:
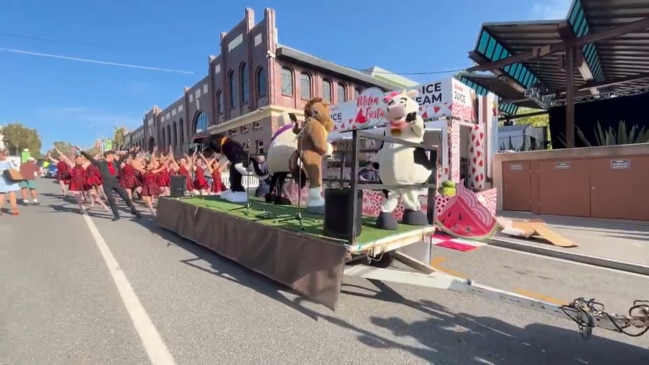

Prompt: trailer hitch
[{"left": 561, "top": 298, "right": 649, "bottom": 339}]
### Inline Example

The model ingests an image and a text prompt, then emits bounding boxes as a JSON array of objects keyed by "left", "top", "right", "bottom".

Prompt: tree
[
  {"left": 2, "top": 122, "right": 42, "bottom": 157},
  {"left": 113, "top": 127, "right": 127, "bottom": 149},
  {"left": 514, "top": 107, "right": 549, "bottom": 128},
  {"left": 52, "top": 141, "right": 75, "bottom": 157}
]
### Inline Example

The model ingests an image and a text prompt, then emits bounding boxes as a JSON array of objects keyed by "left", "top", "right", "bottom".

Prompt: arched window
[
  {"left": 148, "top": 137, "right": 155, "bottom": 153},
  {"left": 172, "top": 122, "right": 178, "bottom": 147},
  {"left": 179, "top": 119, "right": 184, "bottom": 146},
  {"left": 322, "top": 79, "right": 332, "bottom": 103},
  {"left": 300, "top": 73, "right": 311, "bottom": 99},
  {"left": 161, "top": 128, "right": 166, "bottom": 147},
  {"left": 256, "top": 67, "right": 267, "bottom": 97},
  {"left": 280, "top": 66, "right": 294, "bottom": 96},
  {"left": 354, "top": 87, "right": 362, "bottom": 99},
  {"left": 240, "top": 63, "right": 249, "bottom": 104},
  {"left": 166, "top": 125, "right": 171, "bottom": 147},
  {"left": 216, "top": 90, "right": 224, "bottom": 114},
  {"left": 194, "top": 111, "right": 208, "bottom": 133},
  {"left": 337, "top": 83, "right": 346, "bottom": 104},
  {"left": 228, "top": 70, "right": 236, "bottom": 108}
]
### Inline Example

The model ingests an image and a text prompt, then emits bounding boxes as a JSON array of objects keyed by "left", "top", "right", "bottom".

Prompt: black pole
[{"left": 347, "top": 129, "right": 360, "bottom": 244}]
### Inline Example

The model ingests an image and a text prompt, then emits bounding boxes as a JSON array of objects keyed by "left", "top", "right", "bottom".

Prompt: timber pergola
[{"left": 464, "top": 0, "right": 649, "bottom": 147}]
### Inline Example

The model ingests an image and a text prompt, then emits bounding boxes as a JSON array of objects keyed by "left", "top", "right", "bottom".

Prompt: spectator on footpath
[
  {"left": 253, "top": 156, "right": 272, "bottom": 198},
  {"left": 358, "top": 163, "right": 379, "bottom": 182},
  {"left": 19, "top": 157, "right": 40, "bottom": 205},
  {"left": 0, "top": 147, "right": 21, "bottom": 215}
]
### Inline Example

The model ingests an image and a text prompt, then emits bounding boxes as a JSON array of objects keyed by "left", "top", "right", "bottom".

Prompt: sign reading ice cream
[{"left": 330, "top": 78, "right": 473, "bottom": 131}]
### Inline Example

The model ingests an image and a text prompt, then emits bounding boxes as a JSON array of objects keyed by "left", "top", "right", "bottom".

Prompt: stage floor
[{"left": 184, "top": 196, "right": 430, "bottom": 245}]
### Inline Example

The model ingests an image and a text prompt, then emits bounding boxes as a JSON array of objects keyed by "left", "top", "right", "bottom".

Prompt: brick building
[{"left": 125, "top": 8, "right": 409, "bottom": 155}]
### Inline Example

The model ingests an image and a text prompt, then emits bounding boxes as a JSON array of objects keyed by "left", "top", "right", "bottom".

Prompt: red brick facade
[{"left": 125, "top": 7, "right": 393, "bottom": 155}]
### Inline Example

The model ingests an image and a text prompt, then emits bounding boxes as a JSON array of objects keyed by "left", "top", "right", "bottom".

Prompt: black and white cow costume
[
  {"left": 373, "top": 89, "right": 435, "bottom": 230},
  {"left": 207, "top": 133, "right": 250, "bottom": 203}
]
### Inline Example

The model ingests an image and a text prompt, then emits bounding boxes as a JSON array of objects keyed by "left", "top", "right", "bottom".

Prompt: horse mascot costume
[
  {"left": 374, "top": 89, "right": 435, "bottom": 230},
  {"left": 206, "top": 133, "right": 250, "bottom": 203}
]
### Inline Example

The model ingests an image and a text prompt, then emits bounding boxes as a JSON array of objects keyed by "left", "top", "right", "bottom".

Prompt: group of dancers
[{"left": 47, "top": 142, "right": 229, "bottom": 220}]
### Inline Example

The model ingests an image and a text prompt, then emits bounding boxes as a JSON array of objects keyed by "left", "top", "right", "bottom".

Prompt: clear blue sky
[{"left": 0, "top": 0, "right": 570, "bottom": 150}]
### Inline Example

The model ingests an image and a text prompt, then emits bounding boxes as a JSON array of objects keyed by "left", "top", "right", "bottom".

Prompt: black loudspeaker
[
  {"left": 323, "top": 188, "right": 363, "bottom": 240},
  {"left": 170, "top": 175, "right": 186, "bottom": 197}
]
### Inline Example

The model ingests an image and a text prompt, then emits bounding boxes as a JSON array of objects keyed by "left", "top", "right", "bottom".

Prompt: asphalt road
[{"left": 1, "top": 179, "right": 647, "bottom": 365}]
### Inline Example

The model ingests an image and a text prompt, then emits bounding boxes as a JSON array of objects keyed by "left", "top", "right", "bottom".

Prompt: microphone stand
[
  {"left": 276, "top": 117, "right": 315, "bottom": 231},
  {"left": 230, "top": 138, "right": 252, "bottom": 216}
]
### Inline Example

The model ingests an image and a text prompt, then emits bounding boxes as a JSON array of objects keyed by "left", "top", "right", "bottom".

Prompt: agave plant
[{"left": 560, "top": 120, "right": 649, "bottom": 147}]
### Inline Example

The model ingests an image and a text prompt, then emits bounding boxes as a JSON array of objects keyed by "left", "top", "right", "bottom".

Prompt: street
[{"left": 1, "top": 179, "right": 648, "bottom": 365}]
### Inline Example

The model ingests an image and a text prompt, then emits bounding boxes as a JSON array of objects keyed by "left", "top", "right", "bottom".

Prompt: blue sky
[{"left": 0, "top": 0, "right": 571, "bottom": 150}]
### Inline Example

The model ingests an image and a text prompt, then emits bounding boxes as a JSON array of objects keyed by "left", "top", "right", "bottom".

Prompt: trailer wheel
[{"left": 369, "top": 253, "right": 393, "bottom": 268}]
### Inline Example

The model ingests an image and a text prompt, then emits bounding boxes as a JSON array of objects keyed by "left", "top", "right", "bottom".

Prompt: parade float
[{"left": 156, "top": 77, "right": 648, "bottom": 339}]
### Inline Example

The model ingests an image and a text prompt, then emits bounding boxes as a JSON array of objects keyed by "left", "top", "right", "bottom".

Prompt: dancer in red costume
[
  {"left": 135, "top": 159, "right": 166, "bottom": 215},
  {"left": 204, "top": 156, "right": 228, "bottom": 195},
  {"left": 86, "top": 160, "right": 107, "bottom": 200},
  {"left": 175, "top": 155, "right": 194, "bottom": 195},
  {"left": 193, "top": 154, "right": 210, "bottom": 196},
  {"left": 119, "top": 154, "right": 141, "bottom": 201},
  {"left": 53, "top": 150, "right": 107, "bottom": 214},
  {"left": 155, "top": 147, "right": 172, "bottom": 196},
  {"left": 47, "top": 151, "right": 71, "bottom": 195}
]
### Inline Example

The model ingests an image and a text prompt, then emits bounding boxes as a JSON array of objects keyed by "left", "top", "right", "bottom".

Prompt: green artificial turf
[{"left": 183, "top": 196, "right": 429, "bottom": 244}]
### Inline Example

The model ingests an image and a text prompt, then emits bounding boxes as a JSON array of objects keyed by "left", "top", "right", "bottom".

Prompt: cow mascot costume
[
  {"left": 207, "top": 133, "right": 250, "bottom": 203},
  {"left": 374, "top": 90, "right": 435, "bottom": 230}
]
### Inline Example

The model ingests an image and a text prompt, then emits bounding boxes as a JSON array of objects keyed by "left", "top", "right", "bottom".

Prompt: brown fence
[{"left": 493, "top": 144, "right": 649, "bottom": 221}]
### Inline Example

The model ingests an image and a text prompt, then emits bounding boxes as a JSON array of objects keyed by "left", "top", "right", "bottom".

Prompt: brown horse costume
[{"left": 289, "top": 98, "right": 335, "bottom": 214}]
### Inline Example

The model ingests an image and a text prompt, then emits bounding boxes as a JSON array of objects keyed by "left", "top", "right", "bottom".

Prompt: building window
[
  {"left": 179, "top": 119, "right": 184, "bottom": 145},
  {"left": 300, "top": 73, "right": 311, "bottom": 100},
  {"left": 281, "top": 66, "right": 293, "bottom": 96},
  {"left": 240, "top": 62, "right": 249, "bottom": 104},
  {"left": 253, "top": 121, "right": 262, "bottom": 129},
  {"left": 354, "top": 87, "right": 362, "bottom": 99},
  {"left": 161, "top": 129, "right": 166, "bottom": 147},
  {"left": 240, "top": 125, "right": 248, "bottom": 133},
  {"left": 167, "top": 125, "right": 171, "bottom": 144},
  {"left": 322, "top": 79, "right": 332, "bottom": 103},
  {"left": 229, "top": 129, "right": 238, "bottom": 136},
  {"left": 256, "top": 140, "right": 265, "bottom": 155},
  {"left": 228, "top": 69, "right": 236, "bottom": 108},
  {"left": 172, "top": 121, "right": 178, "bottom": 147},
  {"left": 256, "top": 67, "right": 267, "bottom": 97},
  {"left": 194, "top": 111, "right": 208, "bottom": 133},
  {"left": 337, "top": 83, "right": 346, "bottom": 104},
  {"left": 217, "top": 90, "right": 224, "bottom": 114}
]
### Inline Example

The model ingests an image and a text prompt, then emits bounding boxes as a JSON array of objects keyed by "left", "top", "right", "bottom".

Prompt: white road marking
[
  {"left": 82, "top": 214, "right": 176, "bottom": 365},
  {"left": 485, "top": 245, "right": 649, "bottom": 279}
]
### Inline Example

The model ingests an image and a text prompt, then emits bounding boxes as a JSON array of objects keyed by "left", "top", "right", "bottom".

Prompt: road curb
[{"left": 487, "top": 237, "right": 649, "bottom": 276}]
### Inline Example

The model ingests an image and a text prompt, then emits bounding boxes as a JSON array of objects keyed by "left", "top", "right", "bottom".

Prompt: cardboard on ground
[{"left": 497, "top": 218, "right": 579, "bottom": 248}]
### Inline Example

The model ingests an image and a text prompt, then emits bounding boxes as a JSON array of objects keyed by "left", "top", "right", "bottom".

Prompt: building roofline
[{"left": 276, "top": 45, "right": 401, "bottom": 90}]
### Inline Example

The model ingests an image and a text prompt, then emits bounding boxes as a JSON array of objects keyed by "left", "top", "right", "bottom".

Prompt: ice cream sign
[{"left": 330, "top": 78, "right": 470, "bottom": 131}]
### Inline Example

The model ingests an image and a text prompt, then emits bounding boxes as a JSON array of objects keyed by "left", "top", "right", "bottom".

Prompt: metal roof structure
[
  {"left": 464, "top": 0, "right": 649, "bottom": 109},
  {"left": 456, "top": 73, "right": 544, "bottom": 115}
]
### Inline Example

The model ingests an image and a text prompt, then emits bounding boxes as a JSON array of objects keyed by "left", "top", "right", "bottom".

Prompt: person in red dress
[
  {"left": 52, "top": 152, "right": 105, "bottom": 214},
  {"left": 155, "top": 148, "right": 172, "bottom": 197},
  {"left": 85, "top": 155, "right": 106, "bottom": 200},
  {"left": 134, "top": 159, "right": 166, "bottom": 215},
  {"left": 204, "top": 156, "right": 228, "bottom": 195},
  {"left": 118, "top": 154, "right": 141, "bottom": 201},
  {"left": 174, "top": 156, "right": 194, "bottom": 195},
  {"left": 47, "top": 151, "right": 71, "bottom": 196},
  {"left": 193, "top": 155, "right": 210, "bottom": 196}
]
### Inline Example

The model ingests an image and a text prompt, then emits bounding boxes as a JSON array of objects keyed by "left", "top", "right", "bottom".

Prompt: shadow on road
[{"left": 134, "top": 214, "right": 649, "bottom": 365}]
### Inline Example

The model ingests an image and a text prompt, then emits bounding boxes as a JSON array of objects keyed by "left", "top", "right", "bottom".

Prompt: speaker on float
[
  {"left": 170, "top": 175, "right": 187, "bottom": 197},
  {"left": 323, "top": 188, "right": 363, "bottom": 240}
]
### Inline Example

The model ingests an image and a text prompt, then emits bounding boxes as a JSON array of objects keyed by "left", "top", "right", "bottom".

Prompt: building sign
[
  {"left": 555, "top": 162, "right": 571, "bottom": 170},
  {"left": 329, "top": 78, "right": 462, "bottom": 131},
  {"left": 509, "top": 163, "right": 524, "bottom": 171},
  {"left": 610, "top": 159, "right": 630, "bottom": 170}
]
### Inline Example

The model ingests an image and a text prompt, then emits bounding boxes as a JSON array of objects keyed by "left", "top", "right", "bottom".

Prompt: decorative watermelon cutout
[
  {"left": 435, "top": 180, "right": 497, "bottom": 241},
  {"left": 355, "top": 109, "right": 367, "bottom": 124}
]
